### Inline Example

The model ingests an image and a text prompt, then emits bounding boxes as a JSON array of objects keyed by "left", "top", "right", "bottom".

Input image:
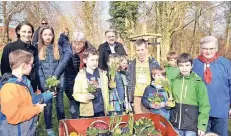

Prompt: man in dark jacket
[
  {"left": 32, "top": 18, "right": 48, "bottom": 46},
  {"left": 98, "top": 29, "right": 126, "bottom": 71},
  {"left": 127, "top": 39, "right": 160, "bottom": 114}
]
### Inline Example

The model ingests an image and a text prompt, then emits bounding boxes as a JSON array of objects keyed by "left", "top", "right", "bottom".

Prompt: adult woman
[
  {"left": 1, "top": 21, "right": 38, "bottom": 91},
  {"left": 37, "top": 25, "right": 65, "bottom": 136},
  {"left": 65, "top": 32, "right": 93, "bottom": 119}
]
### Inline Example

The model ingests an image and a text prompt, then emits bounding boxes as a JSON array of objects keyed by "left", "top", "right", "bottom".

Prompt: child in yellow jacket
[{"left": 73, "top": 48, "right": 109, "bottom": 117}]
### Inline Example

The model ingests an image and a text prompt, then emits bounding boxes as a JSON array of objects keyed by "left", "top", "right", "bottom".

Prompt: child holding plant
[
  {"left": 36, "top": 26, "right": 66, "bottom": 136},
  {"left": 141, "top": 67, "right": 170, "bottom": 119},
  {"left": 108, "top": 54, "right": 132, "bottom": 115},
  {"left": 73, "top": 48, "right": 109, "bottom": 118}
]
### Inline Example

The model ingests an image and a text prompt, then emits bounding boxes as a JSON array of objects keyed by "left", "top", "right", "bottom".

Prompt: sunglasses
[{"left": 41, "top": 23, "right": 48, "bottom": 25}]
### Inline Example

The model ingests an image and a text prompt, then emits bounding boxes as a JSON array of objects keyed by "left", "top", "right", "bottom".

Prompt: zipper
[
  {"left": 175, "top": 112, "right": 178, "bottom": 123},
  {"left": 184, "top": 85, "right": 188, "bottom": 99},
  {"left": 178, "top": 77, "right": 185, "bottom": 129}
]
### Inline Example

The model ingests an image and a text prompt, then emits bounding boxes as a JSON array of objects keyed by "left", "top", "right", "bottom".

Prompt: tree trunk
[
  {"left": 225, "top": 12, "right": 231, "bottom": 53},
  {"left": 160, "top": 33, "right": 171, "bottom": 63}
]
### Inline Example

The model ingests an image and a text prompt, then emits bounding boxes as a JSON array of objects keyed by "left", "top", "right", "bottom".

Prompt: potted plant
[
  {"left": 86, "top": 120, "right": 112, "bottom": 136},
  {"left": 86, "top": 80, "right": 98, "bottom": 96},
  {"left": 108, "top": 60, "right": 118, "bottom": 89},
  {"left": 45, "top": 76, "right": 60, "bottom": 93}
]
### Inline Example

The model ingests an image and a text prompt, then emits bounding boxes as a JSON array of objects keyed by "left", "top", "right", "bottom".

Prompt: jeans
[
  {"left": 69, "top": 99, "right": 80, "bottom": 119},
  {"left": 174, "top": 127, "right": 197, "bottom": 136},
  {"left": 207, "top": 117, "right": 228, "bottom": 136},
  {"left": 44, "top": 89, "right": 65, "bottom": 129}
]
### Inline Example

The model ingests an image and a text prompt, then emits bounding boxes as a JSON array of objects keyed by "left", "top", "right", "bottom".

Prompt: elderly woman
[
  {"left": 193, "top": 36, "right": 231, "bottom": 136},
  {"left": 65, "top": 32, "right": 94, "bottom": 119}
]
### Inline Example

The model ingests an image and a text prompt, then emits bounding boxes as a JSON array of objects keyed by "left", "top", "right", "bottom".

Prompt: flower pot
[{"left": 109, "top": 81, "right": 116, "bottom": 89}]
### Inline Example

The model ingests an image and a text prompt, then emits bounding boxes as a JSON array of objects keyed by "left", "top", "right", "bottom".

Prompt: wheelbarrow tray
[{"left": 59, "top": 112, "right": 177, "bottom": 136}]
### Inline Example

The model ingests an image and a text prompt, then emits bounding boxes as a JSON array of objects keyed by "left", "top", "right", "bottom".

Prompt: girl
[
  {"left": 108, "top": 54, "right": 132, "bottom": 115},
  {"left": 37, "top": 26, "right": 65, "bottom": 136}
]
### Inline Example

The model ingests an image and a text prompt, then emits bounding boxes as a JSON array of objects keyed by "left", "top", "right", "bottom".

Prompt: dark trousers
[
  {"left": 80, "top": 111, "right": 105, "bottom": 118},
  {"left": 44, "top": 89, "right": 65, "bottom": 129},
  {"left": 206, "top": 117, "right": 228, "bottom": 136}
]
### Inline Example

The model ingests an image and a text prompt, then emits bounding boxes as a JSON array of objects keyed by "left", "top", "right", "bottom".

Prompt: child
[
  {"left": 170, "top": 53, "right": 210, "bottom": 136},
  {"left": 165, "top": 51, "right": 180, "bottom": 81},
  {"left": 37, "top": 26, "right": 65, "bottom": 136},
  {"left": 141, "top": 67, "right": 170, "bottom": 119},
  {"left": 0, "top": 50, "right": 49, "bottom": 135},
  {"left": 108, "top": 54, "right": 132, "bottom": 115},
  {"left": 73, "top": 48, "right": 109, "bottom": 118}
]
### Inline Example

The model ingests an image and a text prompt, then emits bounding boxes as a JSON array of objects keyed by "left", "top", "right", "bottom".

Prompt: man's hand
[
  {"left": 198, "top": 129, "right": 205, "bottom": 136},
  {"left": 85, "top": 93, "right": 95, "bottom": 101}
]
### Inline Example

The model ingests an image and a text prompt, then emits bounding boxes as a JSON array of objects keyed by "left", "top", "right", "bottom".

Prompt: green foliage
[
  {"left": 45, "top": 76, "right": 60, "bottom": 90},
  {"left": 109, "top": 60, "right": 117, "bottom": 81},
  {"left": 109, "top": 1, "right": 140, "bottom": 39}
]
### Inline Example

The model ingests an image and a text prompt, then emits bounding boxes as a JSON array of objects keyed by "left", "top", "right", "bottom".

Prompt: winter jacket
[
  {"left": 58, "top": 33, "right": 69, "bottom": 48},
  {"left": 141, "top": 83, "right": 170, "bottom": 119},
  {"left": 193, "top": 56, "right": 231, "bottom": 118},
  {"left": 0, "top": 73, "right": 52, "bottom": 105},
  {"left": 1, "top": 39, "right": 39, "bottom": 91},
  {"left": 0, "top": 75, "right": 41, "bottom": 136},
  {"left": 73, "top": 69, "right": 109, "bottom": 117},
  {"left": 37, "top": 44, "right": 65, "bottom": 92},
  {"left": 127, "top": 56, "right": 160, "bottom": 103},
  {"left": 98, "top": 41, "right": 126, "bottom": 71},
  {"left": 164, "top": 64, "right": 180, "bottom": 81},
  {"left": 169, "top": 72, "right": 210, "bottom": 132},
  {"left": 65, "top": 41, "right": 94, "bottom": 97}
]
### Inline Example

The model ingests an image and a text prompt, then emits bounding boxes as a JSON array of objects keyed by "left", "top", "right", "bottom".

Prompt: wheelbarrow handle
[{"left": 61, "top": 120, "right": 69, "bottom": 136}]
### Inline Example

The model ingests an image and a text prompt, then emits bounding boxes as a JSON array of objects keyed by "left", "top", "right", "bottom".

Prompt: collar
[{"left": 137, "top": 55, "right": 149, "bottom": 63}]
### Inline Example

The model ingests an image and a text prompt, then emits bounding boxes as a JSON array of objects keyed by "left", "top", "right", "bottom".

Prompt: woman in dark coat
[
  {"left": 65, "top": 31, "right": 94, "bottom": 119},
  {"left": 1, "top": 21, "right": 38, "bottom": 91}
]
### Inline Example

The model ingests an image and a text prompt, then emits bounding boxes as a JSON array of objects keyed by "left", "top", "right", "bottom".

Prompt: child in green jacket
[{"left": 170, "top": 53, "right": 210, "bottom": 136}]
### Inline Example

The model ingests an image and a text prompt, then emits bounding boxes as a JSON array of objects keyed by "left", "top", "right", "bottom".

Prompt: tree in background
[{"left": 109, "top": 1, "right": 140, "bottom": 42}]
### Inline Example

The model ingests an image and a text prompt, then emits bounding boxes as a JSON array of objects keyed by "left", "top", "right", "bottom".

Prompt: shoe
[{"left": 47, "top": 131, "right": 56, "bottom": 136}]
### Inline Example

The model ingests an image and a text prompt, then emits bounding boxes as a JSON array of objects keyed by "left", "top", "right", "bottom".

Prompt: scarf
[
  {"left": 78, "top": 47, "right": 86, "bottom": 69},
  {"left": 198, "top": 53, "right": 219, "bottom": 84}
]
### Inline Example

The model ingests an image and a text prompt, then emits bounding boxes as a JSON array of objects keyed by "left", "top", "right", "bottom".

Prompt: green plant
[
  {"left": 148, "top": 93, "right": 165, "bottom": 104},
  {"left": 45, "top": 76, "right": 60, "bottom": 92},
  {"left": 109, "top": 60, "right": 118, "bottom": 82},
  {"left": 133, "top": 117, "right": 161, "bottom": 136}
]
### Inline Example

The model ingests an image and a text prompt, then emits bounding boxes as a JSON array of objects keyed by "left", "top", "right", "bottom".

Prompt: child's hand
[
  {"left": 52, "top": 92, "right": 57, "bottom": 98},
  {"left": 85, "top": 93, "right": 95, "bottom": 101},
  {"left": 152, "top": 102, "right": 165, "bottom": 109},
  {"left": 36, "top": 103, "right": 46, "bottom": 112},
  {"left": 198, "top": 129, "right": 205, "bottom": 136},
  {"left": 109, "top": 82, "right": 116, "bottom": 89}
]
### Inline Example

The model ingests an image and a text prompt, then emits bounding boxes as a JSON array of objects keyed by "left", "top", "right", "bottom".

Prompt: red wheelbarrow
[{"left": 59, "top": 113, "right": 178, "bottom": 136}]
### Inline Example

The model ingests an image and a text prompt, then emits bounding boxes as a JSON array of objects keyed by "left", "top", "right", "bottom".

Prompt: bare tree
[{"left": 0, "top": 1, "right": 27, "bottom": 44}]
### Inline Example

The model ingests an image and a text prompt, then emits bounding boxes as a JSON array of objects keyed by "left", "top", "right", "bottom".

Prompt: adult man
[
  {"left": 32, "top": 18, "right": 48, "bottom": 46},
  {"left": 98, "top": 29, "right": 126, "bottom": 71},
  {"left": 193, "top": 36, "right": 231, "bottom": 136},
  {"left": 127, "top": 39, "right": 160, "bottom": 114}
]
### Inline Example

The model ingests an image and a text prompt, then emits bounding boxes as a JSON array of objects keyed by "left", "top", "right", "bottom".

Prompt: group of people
[{"left": 0, "top": 18, "right": 230, "bottom": 136}]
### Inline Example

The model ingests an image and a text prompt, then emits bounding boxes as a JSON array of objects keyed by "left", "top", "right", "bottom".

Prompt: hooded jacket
[{"left": 169, "top": 72, "right": 210, "bottom": 132}]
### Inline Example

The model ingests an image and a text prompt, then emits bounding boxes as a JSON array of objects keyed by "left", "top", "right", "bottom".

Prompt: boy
[
  {"left": 73, "top": 48, "right": 109, "bottom": 118},
  {"left": 142, "top": 67, "right": 170, "bottom": 119},
  {"left": 170, "top": 53, "right": 210, "bottom": 136},
  {"left": 0, "top": 50, "right": 49, "bottom": 136},
  {"left": 165, "top": 51, "right": 180, "bottom": 80}
]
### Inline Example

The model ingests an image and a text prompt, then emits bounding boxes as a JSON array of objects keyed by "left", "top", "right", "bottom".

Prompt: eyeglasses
[
  {"left": 201, "top": 48, "right": 216, "bottom": 51},
  {"left": 41, "top": 23, "right": 48, "bottom": 25}
]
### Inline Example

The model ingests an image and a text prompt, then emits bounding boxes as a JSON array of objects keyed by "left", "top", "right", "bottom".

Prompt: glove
[{"left": 42, "top": 90, "right": 53, "bottom": 103}]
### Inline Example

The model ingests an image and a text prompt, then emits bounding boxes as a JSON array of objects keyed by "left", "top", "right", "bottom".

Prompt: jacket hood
[{"left": 0, "top": 73, "right": 15, "bottom": 82}]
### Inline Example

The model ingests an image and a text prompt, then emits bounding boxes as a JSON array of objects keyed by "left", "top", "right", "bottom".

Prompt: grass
[{"left": 37, "top": 93, "right": 71, "bottom": 136}]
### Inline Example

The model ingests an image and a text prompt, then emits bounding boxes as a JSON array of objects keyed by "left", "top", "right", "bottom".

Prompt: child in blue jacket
[{"left": 141, "top": 67, "right": 170, "bottom": 119}]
